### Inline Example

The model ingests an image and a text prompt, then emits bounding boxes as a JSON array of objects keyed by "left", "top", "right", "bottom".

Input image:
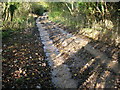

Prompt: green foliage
[
  {"left": 2, "top": 2, "right": 119, "bottom": 45},
  {"left": 2, "top": 30, "right": 14, "bottom": 38},
  {"left": 2, "top": 3, "right": 37, "bottom": 38},
  {"left": 31, "top": 3, "right": 45, "bottom": 16},
  {"left": 2, "top": 2, "right": 20, "bottom": 21},
  {"left": 2, "top": 3, "right": 36, "bottom": 30},
  {"left": 46, "top": 2, "right": 119, "bottom": 46}
]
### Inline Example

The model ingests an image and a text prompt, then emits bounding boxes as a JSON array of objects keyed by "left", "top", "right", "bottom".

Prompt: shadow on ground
[{"left": 56, "top": 39, "right": 120, "bottom": 88}]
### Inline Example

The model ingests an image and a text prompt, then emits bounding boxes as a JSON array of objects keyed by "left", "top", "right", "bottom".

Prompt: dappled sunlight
[
  {"left": 78, "top": 19, "right": 115, "bottom": 42},
  {"left": 95, "top": 70, "right": 111, "bottom": 88},
  {"left": 64, "top": 43, "right": 119, "bottom": 88},
  {"left": 2, "top": 1, "right": 120, "bottom": 89},
  {"left": 92, "top": 19, "right": 114, "bottom": 30},
  {"left": 79, "top": 59, "right": 95, "bottom": 74},
  {"left": 38, "top": 15, "right": 119, "bottom": 88},
  {"left": 80, "top": 66, "right": 100, "bottom": 88},
  {"left": 106, "top": 60, "right": 119, "bottom": 73},
  {"left": 3, "top": 14, "right": 120, "bottom": 88},
  {"left": 37, "top": 17, "right": 78, "bottom": 88}
]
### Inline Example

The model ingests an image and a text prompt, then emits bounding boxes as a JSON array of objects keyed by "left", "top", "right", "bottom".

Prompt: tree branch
[{"left": 64, "top": 2, "right": 73, "bottom": 15}]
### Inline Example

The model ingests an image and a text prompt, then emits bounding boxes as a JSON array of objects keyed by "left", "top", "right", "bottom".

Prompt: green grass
[{"left": 2, "top": 30, "right": 14, "bottom": 39}]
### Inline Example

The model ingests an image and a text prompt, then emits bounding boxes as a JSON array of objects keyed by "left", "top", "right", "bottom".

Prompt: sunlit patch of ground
[{"left": 40, "top": 18, "right": 120, "bottom": 89}]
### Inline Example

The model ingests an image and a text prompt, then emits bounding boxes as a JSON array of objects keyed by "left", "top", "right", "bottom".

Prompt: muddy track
[{"left": 37, "top": 16, "right": 120, "bottom": 89}]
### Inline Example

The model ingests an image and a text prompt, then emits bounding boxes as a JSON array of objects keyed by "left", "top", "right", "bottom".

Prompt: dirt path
[
  {"left": 37, "top": 16, "right": 120, "bottom": 89},
  {"left": 36, "top": 17, "right": 78, "bottom": 88},
  {"left": 2, "top": 16, "right": 119, "bottom": 89}
]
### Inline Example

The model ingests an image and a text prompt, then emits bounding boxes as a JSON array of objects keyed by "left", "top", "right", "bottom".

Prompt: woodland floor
[
  {"left": 2, "top": 27, "right": 54, "bottom": 88},
  {"left": 2, "top": 17, "right": 120, "bottom": 89}
]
